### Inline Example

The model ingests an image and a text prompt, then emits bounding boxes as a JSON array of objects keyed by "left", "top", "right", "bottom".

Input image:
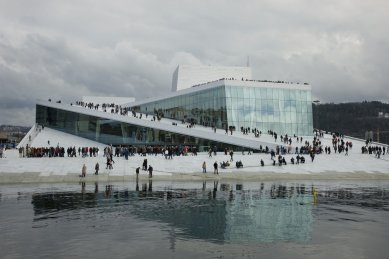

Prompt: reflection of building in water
[
  {"left": 31, "top": 183, "right": 313, "bottom": 242},
  {"left": 225, "top": 190, "right": 313, "bottom": 242}
]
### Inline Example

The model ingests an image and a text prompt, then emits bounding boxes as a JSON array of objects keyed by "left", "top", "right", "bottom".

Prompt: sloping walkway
[{"left": 38, "top": 100, "right": 283, "bottom": 150}]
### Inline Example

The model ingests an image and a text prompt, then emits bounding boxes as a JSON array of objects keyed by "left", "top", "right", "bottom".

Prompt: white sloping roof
[{"left": 37, "top": 100, "right": 281, "bottom": 150}]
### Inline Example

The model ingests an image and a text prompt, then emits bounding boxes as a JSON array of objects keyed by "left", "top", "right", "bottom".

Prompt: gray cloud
[{"left": 0, "top": 0, "right": 388, "bottom": 126}]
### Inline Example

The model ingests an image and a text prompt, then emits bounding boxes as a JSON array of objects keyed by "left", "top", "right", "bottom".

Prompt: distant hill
[
  {"left": 0, "top": 125, "right": 30, "bottom": 133},
  {"left": 313, "top": 101, "right": 389, "bottom": 144},
  {"left": 0, "top": 125, "right": 30, "bottom": 145}
]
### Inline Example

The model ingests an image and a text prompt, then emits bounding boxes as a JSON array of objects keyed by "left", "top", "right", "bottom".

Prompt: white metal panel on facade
[{"left": 172, "top": 65, "right": 252, "bottom": 92}]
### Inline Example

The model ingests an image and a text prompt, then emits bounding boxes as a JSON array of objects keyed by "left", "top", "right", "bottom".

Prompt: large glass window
[
  {"left": 128, "top": 83, "right": 312, "bottom": 136},
  {"left": 273, "top": 89, "right": 279, "bottom": 99},
  {"left": 243, "top": 87, "right": 250, "bottom": 99},
  {"left": 266, "top": 88, "right": 273, "bottom": 99}
]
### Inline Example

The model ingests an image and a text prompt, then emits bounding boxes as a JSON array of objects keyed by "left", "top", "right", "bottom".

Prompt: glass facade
[
  {"left": 36, "top": 105, "right": 244, "bottom": 151},
  {"left": 131, "top": 83, "right": 313, "bottom": 136},
  {"left": 135, "top": 86, "right": 227, "bottom": 129},
  {"left": 225, "top": 85, "right": 313, "bottom": 136}
]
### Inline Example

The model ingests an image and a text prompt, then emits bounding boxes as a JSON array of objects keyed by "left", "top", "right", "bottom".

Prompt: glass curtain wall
[
  {"left": 36, "top": 105, "right": 245, "bottom": 150},
  {"left": 135, "top": 86, "right": 227, "bottom": 129},
  {"left": 225, "top": 86, "right": 313, "bottom": 136},
  {"left": 133, "top": 84, "right": 313, "bottom": 136}
]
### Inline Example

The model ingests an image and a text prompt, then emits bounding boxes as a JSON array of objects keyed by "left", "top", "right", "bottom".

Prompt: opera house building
[{"left": 35, "top": 65, "right": 313, "bottom": 150}]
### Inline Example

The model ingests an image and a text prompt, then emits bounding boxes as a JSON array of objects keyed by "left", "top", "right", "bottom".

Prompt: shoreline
[
  {"left": 1, "top": 171, "right": 389, "bottom": 184},
  {"left": 2, "top": 132, "right": 389, "bottom": 184}
]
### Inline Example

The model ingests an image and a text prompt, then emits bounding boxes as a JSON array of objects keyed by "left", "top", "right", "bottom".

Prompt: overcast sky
[{"left": 0, "top": 0, "right": 388, "bottom": 126}]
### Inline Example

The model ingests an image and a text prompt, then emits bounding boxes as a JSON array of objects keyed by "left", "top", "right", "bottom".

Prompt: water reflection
[
  {"left": 29, "top": 181, "right": 319, "bottom": 243},
  {"left": 26, "top": 181, "right": 389, "bottom": 244},
  {"left": 2, "top": 181, "right": 389, "bottom": 259}
]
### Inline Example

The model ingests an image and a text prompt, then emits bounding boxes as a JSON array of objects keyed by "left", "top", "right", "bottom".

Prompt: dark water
[{"left": 0, "top": 180, "right": 388, "bottom": 259}]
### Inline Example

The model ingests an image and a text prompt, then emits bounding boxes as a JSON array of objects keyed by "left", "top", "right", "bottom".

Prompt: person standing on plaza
[
  {"left": 202, "top": 161, "right": 207, "bottom": 173},
  {"left": 95, "top": 162, "right": 99, "bottom": 175},
  {"left": 81, "top": 164, "right": 87, "bottom": 177},
  {"left": 213, "top": 161, "right": 218, "bottom": 175},
  {"left": 143, "top": 158, "right": 148, "bottom": 170}
]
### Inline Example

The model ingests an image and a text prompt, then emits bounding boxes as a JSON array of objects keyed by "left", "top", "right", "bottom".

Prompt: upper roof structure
[
  {"left": 172, "top": 65, "right": 252, "bottom": 92},
  {"left": 126, "top": 78, "right": 311, "bottom": 109}
]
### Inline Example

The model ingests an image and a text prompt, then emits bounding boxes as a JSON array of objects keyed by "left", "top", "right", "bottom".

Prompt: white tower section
[{"left": 172, "top": 65, "right": 252, "bottom": 92}]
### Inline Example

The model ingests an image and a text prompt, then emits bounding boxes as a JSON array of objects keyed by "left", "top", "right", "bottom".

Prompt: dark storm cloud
[
  {"left": 0, "top": 0, "right": 388, "bottom": 126},
  {"left": 0, "top": 32, "right": 173, "bottom": 125}
]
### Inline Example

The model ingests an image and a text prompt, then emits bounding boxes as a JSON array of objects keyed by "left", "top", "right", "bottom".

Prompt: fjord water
[{"left": 1, "top": 180, "right": 388, "bottom": 258}]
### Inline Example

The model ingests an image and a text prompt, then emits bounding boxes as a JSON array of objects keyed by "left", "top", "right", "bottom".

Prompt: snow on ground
[{"left": 1, "top": 127, "right": 389, "bottom": 183}]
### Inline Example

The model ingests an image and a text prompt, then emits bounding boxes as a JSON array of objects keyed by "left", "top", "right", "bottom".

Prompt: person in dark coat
[
  {"left": 143, "top": 159, "right": 148, "bottom": 170},
  {"left": 213, "top": 161, "right": 218, "bottom": 175}
]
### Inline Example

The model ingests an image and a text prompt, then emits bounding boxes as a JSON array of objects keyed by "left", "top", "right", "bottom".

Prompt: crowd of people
[
  {"left": 73, "top": 101, "right": 131, "bottom": 116},
  {"left": 361, "top": 145, "right": 387, "bottom": 158},
  {"left": 73, "top": 100, "right": 165, "bottom": 122},
  {"left": 18, "top": 100, "right": 389, "bottom": 178},
  {"left": 65, "top": 100, "right": 389, "bottom": 163},
  {"left": 104, "top": 145, "right": 199, "bottom": 158},
  {"left": 18, "top": 145, "right": 101, "bottom": 158},
  {"left": 69, "top": 99, "right": 320, "bottom": 153},
  {"left": 75, "top": 129, "right": 363, "bottom": 178}
]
